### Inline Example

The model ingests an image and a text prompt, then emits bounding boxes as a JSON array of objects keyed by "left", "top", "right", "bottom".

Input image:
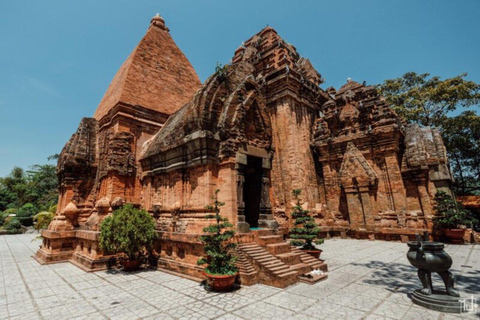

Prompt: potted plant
[
  {"left": 433, "top": 191, "right": 477, "bottom": 243},
  {"left": 197, "top": 190, "right": 238, "bottom": 292},
  {"left": 289, "top": 189, "right": 324, "bottom": 259},
  {"left": 99, "top": 204, "right": 157, "bottom": 271}
]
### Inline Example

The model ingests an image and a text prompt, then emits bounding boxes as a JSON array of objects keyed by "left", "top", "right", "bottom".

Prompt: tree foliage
[
  {"left": 377, "top": 72, "right": 480, "bottom": 195},
  {"left": 99, "top": 204, "right": 157, "bottom": 261},
  {"left": 377, "top": 72, "right": 480, "bottom": 128},
  {"left": 289, "top": 189, "right": 323, "bottom": 250},
  {"left": 0, "top": 156, "right": 58, "bottom": 230},
  {"left": 34, "top": 205, "right": 57, "bottom": 231},
  {"left": 197, "top": 190, "right": 237, "bottom": 276},
  {"left": 0, "top": 159, "right": 58, "bottom": 212},
  {"left": 441, "top": 111, "right": 480, "bottom": 194},
  {"left": 433, "top": 191, "right": 477, "bottom": 230},
  {"left": 5, "top": 218, "right": 22, "bottom": 234}
]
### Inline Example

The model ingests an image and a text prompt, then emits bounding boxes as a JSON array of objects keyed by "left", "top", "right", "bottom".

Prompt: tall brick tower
[
  {"left": 36, "top": 14, "right": 200, "bottom": 269},
  {"left": 231, "top": 27, "right": 329, "bottom": 222},
  {"left": 56, "top": 13, "right": 200, "bottom": 215}
]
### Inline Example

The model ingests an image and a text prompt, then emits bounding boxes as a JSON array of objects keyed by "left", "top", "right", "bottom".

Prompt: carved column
[
  {"left": 236, "top": 166, "right": 250, "bottom": 233},
  {"left": 258, "top": 159, "right": 278, "bottom": 230}
]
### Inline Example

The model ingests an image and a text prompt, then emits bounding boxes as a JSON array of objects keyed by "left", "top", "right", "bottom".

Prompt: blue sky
[{"left": 1, "top": 0, "right": 479, "bottom": 176}]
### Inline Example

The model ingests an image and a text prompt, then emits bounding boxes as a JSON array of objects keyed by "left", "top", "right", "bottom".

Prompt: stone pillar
[
  {"left": 359, "top": 190, "right": 375, "bottom": 231},
  {"left": 258, "top": 169, "right": 277, "bottom": 230},
  {"left": 217, "top": 158, "right": 237, "bottom": 225},
  {"left": 322, "top": 162, "right": 341, "bottom": 214},
  {"left": 236, "top": 166, "right": 250, "bottom": 233},
  {"left": 417, "top": 180, "right": 433, "bottom": 217},
  {"left": 384, "top": 153, "right": 407, "bottom": 213}
]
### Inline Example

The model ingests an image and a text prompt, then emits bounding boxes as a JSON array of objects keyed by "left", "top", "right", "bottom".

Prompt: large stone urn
[{"left": 406, "top": 234, "right": 463, "bottom": 313}]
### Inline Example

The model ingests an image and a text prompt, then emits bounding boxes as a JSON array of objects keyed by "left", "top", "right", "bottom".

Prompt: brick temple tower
[{"left": 36, "top": 14, "right": 200, "bottom": 269}]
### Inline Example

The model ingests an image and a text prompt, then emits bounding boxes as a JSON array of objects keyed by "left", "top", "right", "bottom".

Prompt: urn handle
[{"left": 416, "top": 234, "right": 425, "bottom": 256}]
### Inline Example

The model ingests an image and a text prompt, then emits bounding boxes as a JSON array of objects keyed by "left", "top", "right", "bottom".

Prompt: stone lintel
[
  {"left": 41, "top": 230, "right": 76, "bottom": 239},
  {"left": 238, "top": 145, "right": 269, "bottom": 159},
  {"left": 75, "top": 230, "right": 100, "bottom": 241}
]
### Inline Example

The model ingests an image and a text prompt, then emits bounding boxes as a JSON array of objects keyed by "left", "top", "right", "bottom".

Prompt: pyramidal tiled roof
[{"left": 94, "top": 14, "right": 201, "bottom": 120}]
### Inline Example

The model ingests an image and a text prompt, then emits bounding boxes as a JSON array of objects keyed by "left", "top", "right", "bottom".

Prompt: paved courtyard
[{"left": 0, "top": 234, "right": 478, "bottom": 320}]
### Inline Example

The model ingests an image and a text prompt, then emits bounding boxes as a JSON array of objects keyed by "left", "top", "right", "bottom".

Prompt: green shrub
[
  {"left": 289, "top": 189, "right": 323, "bottom": 250},
  {"left": 0, "top": 211, "right": 8, "bottom": 226},
  {"left": 21, "top": 203, "right": 35, "bottom": 215},
  {"left": 33, "top": 211, "right": 54, "bottom": 230},
  {"left": 433, "top": 191, "right": 477, "bottom": 229},
  {"left": 5, "top": 219, "right": 22, "bottom": 234},
  {"left": 99, "top": 204, "right": 157, "bottom": 261},
  {"left": 3, "top": 208, "right": 17, "bottom": 216},
  {"left": 16, "top": 209, "right": 34, "bottom": 227},
  {"left": 197, "top": 190, "right": 237, "bottom": 276}
]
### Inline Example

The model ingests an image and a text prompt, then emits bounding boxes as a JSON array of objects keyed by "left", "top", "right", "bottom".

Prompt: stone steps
[
  {"left": 265, "top": 242, "right": 291, "bottom": 255},
  {"left": 291, "top": 247, "right": 328, "bottom": 272},
  {"left": 235, "top": 230, "right": 328, "bottom": 287},
  {"left": 257, "top": 235, "right": 284, "bottom": 246},
  {"left": 236, "top": 249, "right": 259, "bottom": 286},
  {"left": 289, "top": 263, "right": 311, "bottom": 275},
  {"left": 237, "top": 243, "right": 298, "bottom": 288},
  {"left": 276, "top": 252, "right": 303, "bottom": 265}
]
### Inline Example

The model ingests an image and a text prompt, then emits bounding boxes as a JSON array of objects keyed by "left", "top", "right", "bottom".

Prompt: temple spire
[
  {"left": 93, "top": 12, "right": 200, "bottom": 120},
  {"left": 150, "top": 13, "right": 168, "bottom": 31}
]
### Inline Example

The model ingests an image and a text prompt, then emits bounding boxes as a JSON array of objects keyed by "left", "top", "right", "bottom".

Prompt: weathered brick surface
[
  {"left": 94, "top": 14, "right": 200, "bottom": 120},
  {"left": 38, "top": 18, "right": 454, "bottom": 287}
]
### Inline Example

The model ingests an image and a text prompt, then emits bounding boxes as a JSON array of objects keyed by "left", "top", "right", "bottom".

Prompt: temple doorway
[{"left": 244, "top": 156, "right": 263, "bottom": 228}]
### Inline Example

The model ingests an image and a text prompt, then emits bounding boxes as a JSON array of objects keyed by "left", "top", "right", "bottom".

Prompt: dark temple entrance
[{"left": 243, "top": 156, "right": 263, "bottom": 228}]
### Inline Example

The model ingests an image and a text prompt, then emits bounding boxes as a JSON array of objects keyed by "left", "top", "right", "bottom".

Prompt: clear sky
[{"left": 1, "top": 0, "right": 479, "bottom": 176}]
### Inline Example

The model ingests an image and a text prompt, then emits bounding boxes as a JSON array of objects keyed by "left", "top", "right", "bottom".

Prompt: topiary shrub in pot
[
  {"left": 289, "top": 189, "right": 324, "bottom": 259},
  {"left": 433, "top": 191, "right": 477, "bottom": 243},
  {"left": 99, "top": 204, "right": 157, "bottom": 271},
  {"left": 197, "top": 190, "right": 238, "bottom": 292}
]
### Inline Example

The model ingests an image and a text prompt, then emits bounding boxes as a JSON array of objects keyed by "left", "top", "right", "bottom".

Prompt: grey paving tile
[{"left": 1, "top": 234, "right": 479, "bottom": 320}]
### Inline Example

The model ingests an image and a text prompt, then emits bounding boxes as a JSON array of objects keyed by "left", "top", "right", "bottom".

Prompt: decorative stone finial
[
  {"left": 63, "top": 202, "right": 79, "bottom": 216},
  {"left": 111, "top": 197, "right": 124, "bottom": 209},
  {"left": 95, "top": 197, "right": 111, "bottom": 209},
  {"left": 150, "top": 13, "right": 167, "bottom": 31}
]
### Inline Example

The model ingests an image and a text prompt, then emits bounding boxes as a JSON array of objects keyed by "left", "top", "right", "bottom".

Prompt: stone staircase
[
  {"left": 235, "top": 249, "right": 258, "bottom": 286},
  {"left": 237, "top": 230, "right": 328, "bottom": 288}
]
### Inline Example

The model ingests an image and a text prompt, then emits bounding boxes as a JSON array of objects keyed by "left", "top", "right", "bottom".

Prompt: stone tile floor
[{"left": 1, "top": 234, "right": 478, "bottom": 320}]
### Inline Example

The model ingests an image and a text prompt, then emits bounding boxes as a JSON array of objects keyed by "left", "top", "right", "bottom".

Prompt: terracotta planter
[
  {"left": 121, "top": 259, "right": 142, "bottom": 272},
  {"left": 304, "top": 249, "right": 322, "bottom": 259},
  {"left": 203, "top": 272, "right": 237, "bottom": 292},
  {"left": 443, "top": 229, "right": 465, "bottom": 243}
]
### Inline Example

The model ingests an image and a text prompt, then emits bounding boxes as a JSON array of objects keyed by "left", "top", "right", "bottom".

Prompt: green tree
[
  {"left": 0, "top": 167, "right": 26, "bottom": 209},
  {"left": 441, "top": 111, "right": 480, "bottom": 194},
  {"left": 289, "top": 189, "right": 323, "bottom": 250},
  {"left": 0, "top": 156, "right": 58, "bottom": 213},
  {"left": 25, "top": 164, "right": 58, "bottom": 210},
  {"left": 433, "top": 191, "right": 477, "bottom": 229},
  {"left": 197, "top": 190, "right": 237, "bottom": 276},
  {"left": 378, "top": 72, "right": 480, "bottom": 128},
  {"left": 99, "top": 204, "right": 157, "bottom": 261}
]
